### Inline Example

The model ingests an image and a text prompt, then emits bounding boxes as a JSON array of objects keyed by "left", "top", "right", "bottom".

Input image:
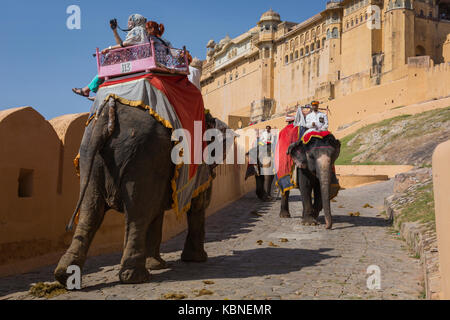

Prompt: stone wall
[{"left": 0, "top": 107, "right": 254, "bottom": 277}]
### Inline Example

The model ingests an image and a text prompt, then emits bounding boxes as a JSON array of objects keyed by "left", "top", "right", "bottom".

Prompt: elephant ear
[{"left": 288, "top": 142, "right": 307, "bottom": 168}]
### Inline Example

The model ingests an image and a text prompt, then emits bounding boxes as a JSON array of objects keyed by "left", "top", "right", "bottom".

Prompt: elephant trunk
[
  {"left": 66, "top": 98, "right": 116, "bottom": 231},
  {"left": 317, "top": 155, "right": 332, "bottom": 229}
]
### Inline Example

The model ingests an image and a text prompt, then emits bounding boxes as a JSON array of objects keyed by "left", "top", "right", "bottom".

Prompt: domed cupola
[{"left": 258, "top": 9, "right": 281, "bottom": 24}]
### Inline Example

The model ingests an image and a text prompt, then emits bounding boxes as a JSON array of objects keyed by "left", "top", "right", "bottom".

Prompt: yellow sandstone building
[{"left": 200, "top": 0, "right": 450, "bottom": 129}]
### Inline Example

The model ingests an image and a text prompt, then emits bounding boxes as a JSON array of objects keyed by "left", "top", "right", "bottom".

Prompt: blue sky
[{"left": 0, "top": 0, "right": 327, "bottom": 119}]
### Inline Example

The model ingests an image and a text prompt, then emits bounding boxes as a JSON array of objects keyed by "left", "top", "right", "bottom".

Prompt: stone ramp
[{"left": 0, "top": 180, "right": 423, "bottom": 300}]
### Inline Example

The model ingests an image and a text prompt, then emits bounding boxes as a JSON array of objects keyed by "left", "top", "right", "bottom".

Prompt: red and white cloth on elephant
[
  {"left": 88, "top": 73, "right": 212, "bottom": 216},
  {"left": 274, "top": 123, "right": 300, "bottom": 195}
]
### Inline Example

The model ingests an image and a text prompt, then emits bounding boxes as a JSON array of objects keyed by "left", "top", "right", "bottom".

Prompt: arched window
[
  {"left": 332, "top": 27, "right": 339, "bottom": 38},
  {"left": 306, "top": 46, "right": 310, "bottom": 55},
  {"left": 295, "top": 51, "right": 299, "bottom": 59},
  {"left": 317, "top": 40, "right": 320, "bottom": 49},
  {"left": 285, "top": 55, "right": 289, "bottom": 64},
  {"left": 326, "top": 29, "right": 331, "bottom": 39},
  {"left": 311, "top": 43, "right": 315, "bottom": 52},
  {"left": 300, "top": 48, "right": 304, "bottom": 56},
  {"left": 322, "top": 38, "right": 326, "bottom": 47},
  {"left": 290, "top": 53, "right": 293, "bottom": 61}
]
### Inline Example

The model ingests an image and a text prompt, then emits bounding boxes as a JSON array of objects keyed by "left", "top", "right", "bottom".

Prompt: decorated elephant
[
  {"left": 55, "top": 74, "right": 232, "bottom": 285},
  {"left": 286, "top": 133, "right": 341, "bottom": 229},
  {"left": 245, "top": 143, "right": 276, "bottom": 202}
]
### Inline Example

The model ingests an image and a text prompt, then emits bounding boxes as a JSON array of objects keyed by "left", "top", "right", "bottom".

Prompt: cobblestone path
[{"left": 0, "top": 180, "right": 423, "bottom": 300}]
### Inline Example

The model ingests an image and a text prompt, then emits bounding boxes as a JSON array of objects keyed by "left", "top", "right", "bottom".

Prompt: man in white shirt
[
  {"left": 304, "top": 101, "right": 328, "bottom": 136},
  {"left": 188, "top": 58, "right": 202, "bottom": 90},
  {"left": 261, "top": 126, "right": 273, "bottom": 145}
]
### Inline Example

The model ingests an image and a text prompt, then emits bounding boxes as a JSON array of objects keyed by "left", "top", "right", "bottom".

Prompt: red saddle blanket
[
  {"left": 100, "top": 73, "right": 206, "bottom": 179},
  {"left": 275, "top": 124, "right": 300, "bottom": 181},
  {"left": 301, "top": 130, "right": 331, "bottom": 145}
]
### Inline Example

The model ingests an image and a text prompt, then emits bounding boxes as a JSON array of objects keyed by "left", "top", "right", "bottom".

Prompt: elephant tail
[{"left": 66, "top": 97, "right": 116, "bottom": 231}]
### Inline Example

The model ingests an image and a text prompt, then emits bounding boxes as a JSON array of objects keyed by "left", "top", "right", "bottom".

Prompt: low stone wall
[
  {"left": 0, "top": 107, "right": 255, "bottom": 277},
  {"left": 384, "top": 168, "right": 440, "bottom": 299},
  {"left": 336, "top": 165, "right": 414, "bottom": 179},
  {"left": 433, "top": 140, "right": 450, "bottom": 299}
]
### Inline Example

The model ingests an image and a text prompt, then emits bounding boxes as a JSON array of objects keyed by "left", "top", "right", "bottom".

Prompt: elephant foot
[
  {"left": 146, "top": 257, "right": 168, "bottom": 270},
  {"left": 301, "top": 216, "right": 320, "bottom": 226},
  {"left": 325, "top": 216, "right": 333, "bottom": 230},
  {"left": 54, "top": 253, "right": 83, "bottom": 287},
  {"left": 119, "top": 266, "right": 150, "bottom": 284},
  {"left": 181, "top": 248, "right": 208, "bottom": 263},
  {"left": 279, "top": 210, "right": 291, "bottom": 218}
]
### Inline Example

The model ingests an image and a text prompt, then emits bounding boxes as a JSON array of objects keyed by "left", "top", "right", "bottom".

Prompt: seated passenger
[
  {"left": 146, "top": 21, "right": 177, "bottom": 67},
  {"left": 146, "top": 21, "right": 172, "bottom": 51},
  {"left": 294, "top": 105, "right": 311, "bottom": 138},
  {"left": 72, "top": 14, "right": 149, "bottom": 100},
  {"left": 303, "top": 101, "right": 328, "bottom": 136}
]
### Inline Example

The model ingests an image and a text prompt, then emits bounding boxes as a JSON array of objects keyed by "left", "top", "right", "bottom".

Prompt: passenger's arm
[
  {"left": 112, "top": 29, "right": 123, "bottom": 46},
  {"left": 101, "top": 43, "right": 131, "bottom": 54}
]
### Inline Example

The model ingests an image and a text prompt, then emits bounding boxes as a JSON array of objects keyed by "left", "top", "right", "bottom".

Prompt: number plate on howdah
[{"left": 121, "top": 62, "right": 132, "bottom": 74}]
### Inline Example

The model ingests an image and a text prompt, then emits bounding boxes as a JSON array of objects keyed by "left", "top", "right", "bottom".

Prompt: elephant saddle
[
  {"left": 301, "top": 130, "right": 331, "bottom": 145},
  {"left": 88, "top": 72, "right": 211, "bottom": 217}
]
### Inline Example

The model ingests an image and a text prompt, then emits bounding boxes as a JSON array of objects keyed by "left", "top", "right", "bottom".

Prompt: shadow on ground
[{"left": 81, "top": 247, "right": 335, "bottom": 292}]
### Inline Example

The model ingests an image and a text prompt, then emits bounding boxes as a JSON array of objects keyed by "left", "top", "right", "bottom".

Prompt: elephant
[
  {"left": 245, "top": 144, "right": 275, "bottom": 202},
  {"left": 255, "top": 171, "right": 275, "bottom": 202},
  {"left": 286, "top": 134, "right": 341, "bottom": 229},
  {"left": 54, "top": 98, "right": 227, "bottom": 285}
]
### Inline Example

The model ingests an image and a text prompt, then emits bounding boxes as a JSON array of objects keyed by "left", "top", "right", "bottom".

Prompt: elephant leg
[
  {"left": 120, "top": 210, "right": 152, "bottom": 284},
  {"left": 181, "top": 188, "right": 209, "bottom": 262},
  {"left": 145, "top": 212, "right": 168, "bottom": 270},
  {"left": 255, "top": 175, "right": 266, "bottom": 200},
  {"left": 298, "top": 169, "right": 318, "bottom": 226},
  {"left": 119, "top": 180, "right": 161, "bottom": 284},
  {"left": 264, "top": 175, "right": 275, "bottom": 200},
  {"left": 312, "top": 177, "right": 323, "bottom": 220},
  {"left": 54, "top": 186, "right": 106, "bottom": 286},
  {"left": 280, "top": 191, "right": 291, "bottom": 218}
]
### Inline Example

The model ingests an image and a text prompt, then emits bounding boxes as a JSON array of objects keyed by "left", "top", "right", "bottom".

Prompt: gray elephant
[
  {"left": 286, "top": 134, "right": 341, "bottom": 229},
  {"left": 54, "top": 98, "right": 228, "bottom": 285},
  {"left": 245, "top": 144, "right": 275, "bottom": 202}
]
